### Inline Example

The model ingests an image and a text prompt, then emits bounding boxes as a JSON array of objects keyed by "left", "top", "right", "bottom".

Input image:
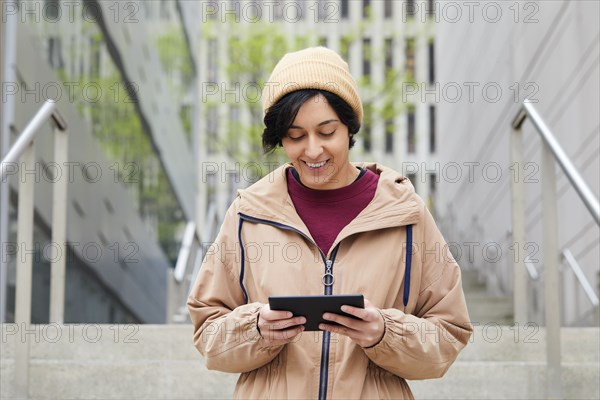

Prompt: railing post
[
  {"left": 542, "top": 141, "right": 563, "bottom": 399},
  {"left": 15, "top": 143, "right": 35, "bottom": 399},
  {"left": 50, "top": 125, "right": 68, "bottom": 323},
  {"left": 511, "top": 111, "right": 527, "bottom": 325},
  {"left": 0, "top": 0, "right": 18, "bottom": 324}
]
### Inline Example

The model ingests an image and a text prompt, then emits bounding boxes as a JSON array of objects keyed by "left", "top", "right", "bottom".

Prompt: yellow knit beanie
[{"left": 262, "top": 46, "right": 363, "bottom": 124}]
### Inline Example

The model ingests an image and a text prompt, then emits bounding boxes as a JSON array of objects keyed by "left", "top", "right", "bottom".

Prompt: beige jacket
[{"left": 188, "top": 163, "right": 472, "bottom": 399}]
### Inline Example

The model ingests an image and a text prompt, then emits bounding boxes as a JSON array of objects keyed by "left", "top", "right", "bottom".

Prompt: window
[
  {"left": 385, "top": 118, "right": 394, "bottom": 154},
  {"left": 428, "top": 40, "right": 435, "bottom": 84},
  {"left": 407, "top": 105, "right": 416, "bottom": 154},
  {"left": 429, "top": 105, "right": 436, "bottom": 153},
  {"left": 428, "top": 173, "right": 437, "bottom": 196},
  {"left": 427, "top": 0, "right": 436, "bottom": 17},
  {"left": 228, "top": 105, "right": 239, "bottom": 155},
  {"left": 48, "top": 37, "right": 64, "bottom": 69},
  {"left": 341, "top": 0, "right": 349, "bottom": 19},
  {"left": 363, "top": 104, "right": 372, "bottom": 152},
  {"left": 316, "top": 0, "right": 326, "bottom": 21},
  {"left": 297, "top": 0, "right": 306, "bottom": 20},
  {"left": 384, "top": 0, "right": 393, "bottom": 18},
  {"left": 160, "top": 0, "right": 171, "bottom": 20},
  {"left": 271, "top": 1, "right": 282, "bottom": 20},
  {"left": 207, "top": 38, "right": 217, "bottom": 82},
  {"left": 384, "top": 38, "right": 393, "bottom": 80},
  {"left": 340, "top": 36, "right": 351, "bottom": 61},
  {"left": 207, "top": 106, "right": 218, "bottom": 154},
  {"left": 206, "top": 173, "right": 217, "bottom": 212},
  {"left": 70, "top": 36, "right": 76, "bottom": 76},
  {"left": 428, "top": 173, "right": 437, "bottom": 212},
  {"left": 362, "top": 38, "right": 371, "bottom": 83},
  {"left": 44, "top": 0, "right": 60, "bottom": 19},
  {"left": 227, "top": 172, "right": 239, "bottom": 204},
  {"left": 229, "top": 0, "right": 242, "bottom": 20},
  {"left": 405, "top": 38, "right": 415, "bottom": 81},
  {"left": 405, "top": 0, "right": 417, "bottom": 18},
  {"left": 407, "top": 173, "right": 417, "bottom": 192},
  {"left": 141, "top": 1, "right": 153, "bottom": 19},
  {"left": 228, "top": 37, "right": 240, "bottom": 82},
  {"left": 362, "top": 0, "right": 371, "bottom": 18}
]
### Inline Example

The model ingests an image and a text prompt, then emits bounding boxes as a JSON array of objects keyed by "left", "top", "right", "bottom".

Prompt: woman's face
[{"left": 281, "top": 94, "right": 356, "bottom": 190}]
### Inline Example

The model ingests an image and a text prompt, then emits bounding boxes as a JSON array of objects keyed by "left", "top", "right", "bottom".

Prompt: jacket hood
[{"left": 237, "top": 162, "right": 422, "bottom": 238}]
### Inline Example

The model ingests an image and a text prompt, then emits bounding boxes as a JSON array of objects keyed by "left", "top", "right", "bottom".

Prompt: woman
[{"left": 188, "top": 47, "right": 472, "bottom": 399}]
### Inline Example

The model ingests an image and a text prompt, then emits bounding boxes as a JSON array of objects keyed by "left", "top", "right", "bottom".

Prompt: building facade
[
  {"left": 1, "top": 0, "right": 199, "bottom": 323},
  {"left": 196, "top": 0, "right": 439, "bottom": 228}
]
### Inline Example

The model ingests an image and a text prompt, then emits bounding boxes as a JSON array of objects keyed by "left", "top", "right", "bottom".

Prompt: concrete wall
[{"left": 435, "top": 1, "right": 599, "bottom": 325}]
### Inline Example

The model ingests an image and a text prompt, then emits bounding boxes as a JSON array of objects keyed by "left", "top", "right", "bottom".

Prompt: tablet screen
[{"left": 269, "top": 294, "right": 364, "bottom": 331}]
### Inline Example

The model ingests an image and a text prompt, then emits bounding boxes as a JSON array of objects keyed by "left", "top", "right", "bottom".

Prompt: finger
[
  {"left": 263, "top": 309, "right": 294, "bottom": 322},
  {"left": 319, "top": 322, "right": 355, "bottom": 338},
  {"left": 322, "top": 312, "right": 361, "bottom": 330},
  {"left": 342, "top": 304, "right": 382, "bottom": 322},
  {"left": 338, "top": 304, "right": 374, "bottom": 322}
]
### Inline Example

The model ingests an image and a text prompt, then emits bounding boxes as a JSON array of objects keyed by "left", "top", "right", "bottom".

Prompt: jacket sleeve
[
  {"left": 187, "top": 200, "right": 284, "bottom": 373},
  {"left": 363, "top": 204, "right": 473, "bottom": 380}
]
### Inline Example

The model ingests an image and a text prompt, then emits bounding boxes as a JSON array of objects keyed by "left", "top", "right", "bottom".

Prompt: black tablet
[{"left": 268, "top": 294, "right": 364, "bottom": 331}]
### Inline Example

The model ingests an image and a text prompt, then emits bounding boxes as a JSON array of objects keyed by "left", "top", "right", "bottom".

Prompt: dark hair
[{"left": 262, "top": 89, "right": 361, "bottom": 153}]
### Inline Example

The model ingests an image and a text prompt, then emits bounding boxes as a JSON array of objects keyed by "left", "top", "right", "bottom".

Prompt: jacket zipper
[
  {"left": 318, "top": 248, "right": 339, "bottom": 400},
  {"left": 238, "top": 213, "right": 338, "bottom": 400}
]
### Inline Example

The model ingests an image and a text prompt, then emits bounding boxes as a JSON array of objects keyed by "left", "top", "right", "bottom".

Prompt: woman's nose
[{"left": 305, "top": 136, "right": 323, "bottom": 159}]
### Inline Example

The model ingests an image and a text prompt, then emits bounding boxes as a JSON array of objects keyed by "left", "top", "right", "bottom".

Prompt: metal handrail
[
  {"left": 562, "top": 248, "right": 600, "bottom": 307},
  {"left": 511, "top": 100, "right": 600, "bottom": 398},
  {"left": 170, "top": 202, "right": 220, "bottom": 323},
  {"left": 0, "top": 100, "right": 67, "bottom": 180},
  {"left": 3, "top": 98, "right": 69, "bottom": 399},
  {"left": 512, "top": 100, "right": 600, "bottom": 225},
  {"left": 524, "top": 256, "right": 540, "bottom": 280},
  {"left": 186, "top": 202, "right": 219, "bottom": 298},
  {"left": 174, "top": 221, "right": 197, "bottom": 283}
]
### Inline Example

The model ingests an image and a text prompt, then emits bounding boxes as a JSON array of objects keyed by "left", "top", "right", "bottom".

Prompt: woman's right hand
[{"left": 257, "top": 304, "right": 306, "bottom": 346}]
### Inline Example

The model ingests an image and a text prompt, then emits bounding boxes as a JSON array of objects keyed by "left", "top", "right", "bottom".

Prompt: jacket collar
[{"left": 237, "top": 162, "right": 421, "bottom": 249}]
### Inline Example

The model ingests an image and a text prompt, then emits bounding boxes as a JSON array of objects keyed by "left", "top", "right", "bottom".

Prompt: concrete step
[
  {"left": 409, "top": 361, "right": 599, "bottom": 400},
  {"left": 461, "top": 269, "right": 514, "bottom": 325},
  {"left": 0, "top": 358, "right": 238, "bottom": 400},
  {"left": 461, "top": 269, "right": 486, "bottom": 291},
  {"left": 465, "top": 292, "right": 514, "bottom": 325},
  {"left": 1, "top": 325, "right": 598, "bottom": 399},
  {"left": 1, "top": 358, "right": 597, "bottom": 400},
  {"left": 2, "top": 325, "right": 597, "bottom": 363}
]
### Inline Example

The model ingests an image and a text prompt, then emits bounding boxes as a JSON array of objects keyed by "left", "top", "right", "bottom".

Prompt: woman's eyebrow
[{"left": 289, "top": 119, "right": 339, "bottom": 129}]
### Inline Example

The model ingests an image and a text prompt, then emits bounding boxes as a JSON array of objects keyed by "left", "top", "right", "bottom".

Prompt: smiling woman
[
  {"left": 188, "top": 47, "right": 473, "bottom": 400},
  {"left": 280, "top": 92, "right": 357, "bottom": 190}
]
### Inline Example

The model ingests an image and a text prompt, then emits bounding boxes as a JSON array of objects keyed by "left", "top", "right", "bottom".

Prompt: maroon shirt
[{"left": 286, "top": 167, "right": 379, "bottom": 256}]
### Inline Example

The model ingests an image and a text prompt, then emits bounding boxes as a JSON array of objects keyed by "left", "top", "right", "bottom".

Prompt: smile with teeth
[{"left": 305, "top": 160, "right": 328, "bottom": 168}]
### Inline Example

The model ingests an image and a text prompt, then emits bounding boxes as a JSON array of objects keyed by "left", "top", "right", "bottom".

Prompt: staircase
[
  {"left": 461, "top": 269, "right": 514, "bottom": 326},
  {"left": 1, "top": 324, "right": 598, "bottom": 399}
]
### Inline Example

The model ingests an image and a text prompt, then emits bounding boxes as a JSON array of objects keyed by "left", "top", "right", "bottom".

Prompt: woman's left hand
[{"left": 319, "top": 298, "right": 385, "bottom": 348}]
